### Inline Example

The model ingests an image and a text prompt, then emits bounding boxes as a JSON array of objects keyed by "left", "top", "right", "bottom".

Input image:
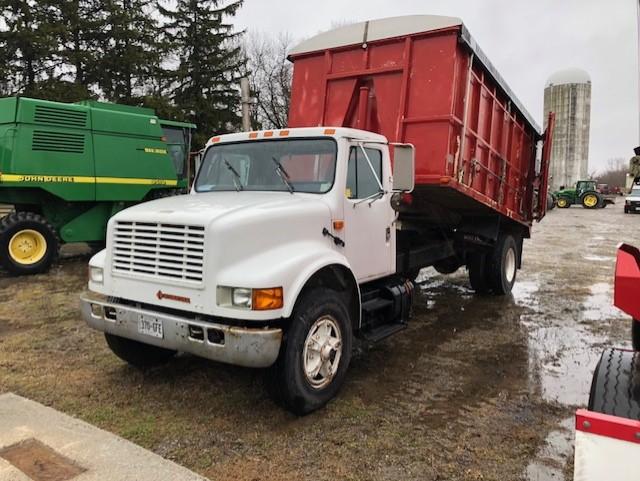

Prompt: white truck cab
[{"left": 81, "top": 127, "right": 415, "bottom": 414}]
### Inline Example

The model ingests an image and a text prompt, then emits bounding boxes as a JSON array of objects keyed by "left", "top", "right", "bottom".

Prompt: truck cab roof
[{"left": 207, "top": 127, "right": 388, "bottom": 147}]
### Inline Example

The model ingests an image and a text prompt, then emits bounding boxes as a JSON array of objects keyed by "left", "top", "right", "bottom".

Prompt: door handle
[{"left": 386, "top": 227, "right": 391, "bottom": 242}]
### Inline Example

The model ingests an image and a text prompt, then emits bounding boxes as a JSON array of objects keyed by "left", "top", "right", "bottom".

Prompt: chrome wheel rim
[
  {"left": 505, "top": 247, "right": 516, "bottom": 284},
  {"left": 303, "top": 316, "right": 342, "bottom": 389}
]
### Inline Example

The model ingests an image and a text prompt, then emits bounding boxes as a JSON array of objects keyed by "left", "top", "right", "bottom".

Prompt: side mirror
[{"left": 391, "top": 143, "right": 415, "bottom": 192}]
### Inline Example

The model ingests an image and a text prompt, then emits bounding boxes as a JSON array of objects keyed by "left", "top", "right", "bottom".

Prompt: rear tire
[
  {"left": 486, "top": 234, "right": 518, "bottom": 295},
  {"left": 0, "top": 212, "right": 59, "bottom": 275},
  {"left": 468, "top": 253, "right": 491, "bottom": 294},
  {"left": 633, "top": 319, "right": 640, "bottom": 351},
  {"left": 581, "top": 192, "right": 601, "bottom": 209},
  {"left": 588, "top": 348, "right": 640, "bottom": 420},
  {"left": 268, "top": 287, "right": 352, "bottom": 415},
  {"left": 104, "top": 333, "right": 176, "bottom": 368}
]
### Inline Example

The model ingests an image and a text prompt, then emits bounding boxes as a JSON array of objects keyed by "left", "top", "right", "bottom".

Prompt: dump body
[{"left": 289, "top": 16, "right": 551, "bottom": 228}]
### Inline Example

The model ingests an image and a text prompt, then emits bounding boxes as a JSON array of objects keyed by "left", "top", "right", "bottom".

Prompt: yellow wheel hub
[
  {"left": 9, "top": 229, "right": 47, "bottom": 265},
  {"left": 584, "top": 195, "right": 598, "bottom": 208},
  {"left": 557, "top": 199, "right": 567, "bottom": 207}
]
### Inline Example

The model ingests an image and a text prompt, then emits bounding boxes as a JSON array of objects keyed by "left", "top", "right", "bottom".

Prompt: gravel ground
[{"left": 0, "top": 201, "right": 638, "bottom": 480}]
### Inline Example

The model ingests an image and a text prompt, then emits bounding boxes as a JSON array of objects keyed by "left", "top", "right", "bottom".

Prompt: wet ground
[{"left": 0, "top": 201, "right": 638, "bottom": 480}]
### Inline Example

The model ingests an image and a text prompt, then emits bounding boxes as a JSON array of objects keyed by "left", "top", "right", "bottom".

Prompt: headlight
[
  {"left": 218, "top": 286, "right": 284, "bottom": 310},
  {"left": 232, "top": 288, "right": 252, "bottom": 308},
  {"left": 89, "top": 266, "right": 104, "bottom": 284}
]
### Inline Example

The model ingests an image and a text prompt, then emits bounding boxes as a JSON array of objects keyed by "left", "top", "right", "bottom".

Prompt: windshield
[{"left": 195, "top": 138, "right": 337, "bottom": 194}]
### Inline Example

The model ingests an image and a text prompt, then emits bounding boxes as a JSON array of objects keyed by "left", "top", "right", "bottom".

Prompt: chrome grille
[{"left": 113, "top": 221, "right": 205, "bottom": 284}]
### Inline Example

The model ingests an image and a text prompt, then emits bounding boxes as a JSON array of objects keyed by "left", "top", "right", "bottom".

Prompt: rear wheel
[
  {"left": 468, "top": 253, "right": 491, "bottom": 294},
  {"left": 487, "top": 234, "right": 518, "bottom": 295},
  {"left": 556, "top": 197, "right": 570, "bottom": 208},
  {"left": 104, "top": 333, "right": 176, "bottom": 368},
  {"left": 581, "top": 192, "right": 601, "bottom": 209},
  {"left": 0, "top": 212, "right": 59, "bottom": 275},
  {"left": 269, "top": 287, "right": 352, "bottom": 415},
  {"left": 588, "top": 348, "right": 640, "bottom": 420}
]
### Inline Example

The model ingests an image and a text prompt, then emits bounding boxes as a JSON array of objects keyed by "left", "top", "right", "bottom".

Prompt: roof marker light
[
  {"left": 279, "top": 130, "right": 290, "bottom": 137},
  {"left": 264, "top": 131, "right": 274, "bottom": 137},
  {"left": 249, "top": 132, "right": 259, "bottom": 139},
  {"left": 324, "top": 128, "right": 336, "bottom": 135},
  {"left": 210, "top": 136, "right": 221, "bottom": 143}
]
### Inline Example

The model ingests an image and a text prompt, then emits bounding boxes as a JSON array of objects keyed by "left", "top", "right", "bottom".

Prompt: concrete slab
[{"left": 0, "top": 393, "right": 208, "bottom": 481}]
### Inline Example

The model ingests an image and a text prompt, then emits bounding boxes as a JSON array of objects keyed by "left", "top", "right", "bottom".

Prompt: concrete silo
[{"left": 543, "top": 68, "right": 592, "bottom": 191}]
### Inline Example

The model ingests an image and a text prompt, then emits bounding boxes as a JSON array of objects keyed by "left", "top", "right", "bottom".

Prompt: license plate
[{"left": 138, "top": 315, "right": 163, "bottom": 339}]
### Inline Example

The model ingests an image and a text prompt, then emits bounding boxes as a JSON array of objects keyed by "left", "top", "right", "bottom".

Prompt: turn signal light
[
  {"left": 333, "top": 220, "right": 344, "bottom": 230},
  {"left": 252, "top": 287, "right": 283, "bottom": 311}
]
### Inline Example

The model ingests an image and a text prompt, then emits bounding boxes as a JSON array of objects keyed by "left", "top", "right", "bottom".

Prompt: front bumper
[{"left": 80, "top": 295, "right": 282, "bottom": 368}]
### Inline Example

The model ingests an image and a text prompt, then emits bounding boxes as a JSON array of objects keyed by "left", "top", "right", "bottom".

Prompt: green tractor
[
  {"left": 553, "top": 180, "right": 609, "bottom": 209},
  {"left": 0, "top": 97, "right": 195, "bottom": 275}
]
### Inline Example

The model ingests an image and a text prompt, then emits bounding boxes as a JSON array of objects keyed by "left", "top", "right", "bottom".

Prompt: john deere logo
[{"left": 156, "top": 290, "right": 191, "bottom": 304}]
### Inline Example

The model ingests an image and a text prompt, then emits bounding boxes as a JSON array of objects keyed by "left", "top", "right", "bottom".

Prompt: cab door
[{"left": 342, "top": 144, "right": 395, "bottom": 282}]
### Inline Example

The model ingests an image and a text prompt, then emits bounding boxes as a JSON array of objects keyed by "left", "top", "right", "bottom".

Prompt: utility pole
[{"left": 240, "top": 77, "right": 251, "bottom": 132}]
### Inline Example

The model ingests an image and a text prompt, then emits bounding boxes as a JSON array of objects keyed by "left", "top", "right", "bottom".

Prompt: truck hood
[
  {"left": 113, "top": 191, "right": 332, "bottom": 227},
  {"left": 626, "top": 195, "right": 640, "bottom": 202}
]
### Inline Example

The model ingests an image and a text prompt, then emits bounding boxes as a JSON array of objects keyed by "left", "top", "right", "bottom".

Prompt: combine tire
[
  {"left": 556, "top": 197, "right": 570, "bottom": 208},
  {"left": 104, "top": 333, "right": 176, "bottom": 368},
  {"left": 0, "top": 212, "right": 59, "bottom": 275},
  {"left": 268, "top": 287, "right": 352, "bottom": 415},
  {"left": 581, "top": 192, "right": 601, "bottom": 209},
  {"left": 633, "top": 320, "right": 640, "bottom": 351},
  {"left": 588, "top": 348, "right": 640, "bottom": 420}
]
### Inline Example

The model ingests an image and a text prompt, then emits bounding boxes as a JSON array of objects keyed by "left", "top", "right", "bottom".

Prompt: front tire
[
  {"left": 0, "top": 212, "right": 59, "bottom": 275},
  {"left": 104, "top": 333, "right": 176, "bottom": 368},
  {"left": 269, "top": 288, "right": 353, "bottom": 415},
  {"left": 556, "top": 198, "right": 570, "bottom": 208}
]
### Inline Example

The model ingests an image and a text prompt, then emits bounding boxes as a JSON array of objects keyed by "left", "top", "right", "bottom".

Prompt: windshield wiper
[
  {"left": 271, "top": 157, "right": 294, "bottom": 194},
  {"left": 223, "top": 158, "right": 243, "bottom": 191}
]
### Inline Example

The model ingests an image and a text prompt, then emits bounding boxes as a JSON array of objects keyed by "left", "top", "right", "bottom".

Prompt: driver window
[{"left": 346, "top": 147, "right": 382, "bottom": 199}]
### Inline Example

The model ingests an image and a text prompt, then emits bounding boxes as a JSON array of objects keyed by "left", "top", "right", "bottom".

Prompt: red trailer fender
[{"left": 614, "top": 243, "right": 640, "bottom": 320}]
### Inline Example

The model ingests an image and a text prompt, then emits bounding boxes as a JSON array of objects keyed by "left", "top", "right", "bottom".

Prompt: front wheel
[
  {"left": 269, "top": 288, "right": 353, "bottom": 415},
  {"left": 0, "top": 212, "right": 59, "bottom": 275},
  {"left": 556, "top": 197, "right": 570, "bottom": 209},
  {"left": 487, "top": 234, "right": 518, "bottom": 295}
]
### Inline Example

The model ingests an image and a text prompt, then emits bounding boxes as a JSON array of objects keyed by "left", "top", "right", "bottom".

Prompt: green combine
[
  {"left": 553, "top": 180, "right": 611, "bottom": 209},
  {"left": 0, "top": 97, "right": 195, "bottom": 275}
]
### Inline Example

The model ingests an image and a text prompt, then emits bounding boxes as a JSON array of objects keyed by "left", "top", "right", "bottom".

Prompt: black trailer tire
[
  {"left": 0, "top": 212, "right": 59, "bottom": 275},
  {"left": 487, "top": 234, "right": 518, "bottom": 296},
  {"left": 588, "top": 348, "right": 640, "bottom": 420},
  {"left": 468, "top": 253, "right": 491, "bottom": 295},
  {"left": 268, "top": 287, "right": 352, "bottom": 415},
  {"left": 104, "top": 333, "right": 176, "bottom": 368},
  {"left": 633, "top": 319, "right": 640, "bottom": 351}
]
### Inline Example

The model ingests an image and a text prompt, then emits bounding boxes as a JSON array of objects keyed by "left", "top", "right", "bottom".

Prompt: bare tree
[
  {"left": 595, "top": 157, "right": 628, "bottom": 187},
  {"left": 243, "top": 32, "right": 293, "bottom": 130}
]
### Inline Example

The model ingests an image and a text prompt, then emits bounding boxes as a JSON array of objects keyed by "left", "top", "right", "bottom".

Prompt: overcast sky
[{"left": 235, "top": 0, "right": 637, "bottom": 173}]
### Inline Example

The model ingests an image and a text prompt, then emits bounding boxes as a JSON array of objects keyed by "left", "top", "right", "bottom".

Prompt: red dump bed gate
[{"left": 288, "top": 15, "right": 553, "bottom": 226}]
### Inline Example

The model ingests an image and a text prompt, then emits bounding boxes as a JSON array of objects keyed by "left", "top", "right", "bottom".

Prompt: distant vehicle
[
  {"left": 573, "top": 244, "right": 640, "bottom": 481},
  {"left": 554, "top": 180, "right": 613, "bottom": 209},
  {"left": 597, "top": 183, "right": 611, "bottom": 195},
  {"left": 624, "top": 185, "right": 640, "bottom": 214},
  {"left": 0, "top": 97, "right": 195, "bottom": 275}
]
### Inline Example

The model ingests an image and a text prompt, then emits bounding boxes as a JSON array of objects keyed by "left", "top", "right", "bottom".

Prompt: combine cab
[
  {"left": 573, "top": 244, "right": 640, "bottom": 480},
  {"left": 0, "top": 97, "right": 195, "bottom": 275}
]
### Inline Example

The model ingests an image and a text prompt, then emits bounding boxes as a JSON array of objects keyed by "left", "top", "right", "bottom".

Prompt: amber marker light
[
  {"left": 333, "top": 220, "right": 344, "bottom": 230},
  {"left": 279, "top": 130, "right": 290, "bottom": 137},
  {"left": 264, "top": 131, "right": 274, "bottom": 137},
  {"left": 440, "top": 176, "right": 451, "bottom": 184},
  {"left": 324, "top": 128, "right": 336, "bottom": 135},
  {"left": 249, "top": 132, "right": 259, "bottom": 139},
  {"left": 252, "top": 287, "right": 284, "bottom": 311},
  {"left": 210, "top": 136, "right": 221, "bottom": 143}
]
